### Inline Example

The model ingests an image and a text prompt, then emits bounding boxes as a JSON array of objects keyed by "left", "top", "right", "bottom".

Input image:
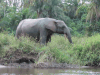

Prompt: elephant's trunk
[
  {"left": 64, "top": 27, "right": 72, "bottom": 43},
  {"left": 65, "top": 34, "right": 72, "bottom": 43}
]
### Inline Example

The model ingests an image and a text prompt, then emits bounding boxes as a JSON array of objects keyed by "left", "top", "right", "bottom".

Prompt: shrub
[{"left": 0, "top": 32, "right": 99, "bottom": 66}]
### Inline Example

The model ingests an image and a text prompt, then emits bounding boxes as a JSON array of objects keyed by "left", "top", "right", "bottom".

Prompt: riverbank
[
  {"left": 0, "top": 62, "right": 96, "bottom": 69},
  {"left": 0, "top": 50, "right": 99, "bottom": 69},
  {"left": 0, "top": 49, "right": 83, "bottom": 69},
  {"left": 0, "top": 32, "right": 100, "bottom": 68}
]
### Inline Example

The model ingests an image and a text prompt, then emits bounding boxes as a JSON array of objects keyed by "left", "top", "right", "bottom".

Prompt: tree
[
  {"left": 87, "top": 0, "right": 100, "bottom": 23},
  {"left": 79, "top": 0, "right": 100, "bottom": 23},
  {"left": 31, "top": 0, "right": 64, "bottom": 18},
  {"left": 63, "top": 0, "right": 79, "bottom": 19}
]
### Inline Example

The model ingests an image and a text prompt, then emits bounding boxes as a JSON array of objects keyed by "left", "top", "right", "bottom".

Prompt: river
[{"left": 0, "top": 67, "right": 100, "bottom": 75}]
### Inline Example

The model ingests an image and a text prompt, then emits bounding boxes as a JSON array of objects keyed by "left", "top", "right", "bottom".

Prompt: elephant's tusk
[
  {"left": 64, "top": 34, "right": 66, "bottom": 40},
  {"left": 64, "top": 34, "right": 69, "bottom": 41}
]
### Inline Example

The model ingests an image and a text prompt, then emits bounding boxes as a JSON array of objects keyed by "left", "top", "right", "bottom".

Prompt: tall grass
[
  {"left": 47, "top": 34, "right": 100, "bottom": 66},
  {"left": 0, "top": 32, "right": 42, "bottom": 56},
  {"left": 0, "top": 32, "right": 100, "bottom": 66}
]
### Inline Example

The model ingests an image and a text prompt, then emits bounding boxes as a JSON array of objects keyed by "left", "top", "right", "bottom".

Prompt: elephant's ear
[
  {"left": 54, "top": 20, "right": 65, "bottom": 28},
  {"left": 45, "top": 21, "right": 57, "bottom": 32}
]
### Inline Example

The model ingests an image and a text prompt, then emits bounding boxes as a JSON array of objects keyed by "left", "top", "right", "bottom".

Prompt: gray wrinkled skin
[{"left": 16, "top": 18, "right": 72, "bottom": 45}]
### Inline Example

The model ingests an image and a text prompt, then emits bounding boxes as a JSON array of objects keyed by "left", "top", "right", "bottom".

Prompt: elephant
[{"left": 16, "top": 18, "right": 72, "bottom": 45}]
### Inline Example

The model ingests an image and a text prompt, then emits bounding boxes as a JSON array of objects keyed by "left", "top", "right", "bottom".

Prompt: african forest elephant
[{"left": 16, "top": 18, "right": 72, "bottom": 45}]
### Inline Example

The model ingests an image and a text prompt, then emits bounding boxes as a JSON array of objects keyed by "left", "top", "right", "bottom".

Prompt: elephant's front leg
[
  {"left": 40, "top": 30, "right": 47, "bottom": 45},
  {"left": 46, "top": 35, "right": 51, "bottom": 43}
]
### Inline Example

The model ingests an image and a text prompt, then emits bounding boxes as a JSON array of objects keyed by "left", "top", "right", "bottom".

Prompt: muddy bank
[
  {"left": 0, "top": 65, "right": 6, "bottom": 68},
  {"left": 0, "top": 50, "right": 99, "bottom": 69},
  {"left": 0, "top": 62, "right": 92, "bottom": 69},
  {"left": 0, "top": 50, "right": 82, "bottom": 69},
  {"left": 0, "top": 49, "right": 37, "bottom": 64}
]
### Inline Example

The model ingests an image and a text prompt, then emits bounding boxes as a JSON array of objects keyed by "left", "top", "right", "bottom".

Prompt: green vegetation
[
  {"left": 0, "top": 0, "right": 100, "bottom": 36},
  {"left": 0, "top": 0, "right": 100, "bottom": 66},
  {"left": 0, "top": 32, "right": 99, "bottom": 66}
]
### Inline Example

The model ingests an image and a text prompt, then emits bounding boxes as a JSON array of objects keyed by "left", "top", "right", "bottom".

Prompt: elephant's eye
[{"left": 62, "top": 26, "right": 65, "bottom": 29}]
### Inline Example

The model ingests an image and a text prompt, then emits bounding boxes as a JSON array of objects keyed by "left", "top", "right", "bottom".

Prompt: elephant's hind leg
[{"left": 46, "top": 35, "right": 51, "bottom": 43}]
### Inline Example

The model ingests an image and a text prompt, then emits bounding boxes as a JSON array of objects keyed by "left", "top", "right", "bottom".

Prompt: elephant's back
[{"left": 22, "top": 18, "right": 45, "bottom": 27}]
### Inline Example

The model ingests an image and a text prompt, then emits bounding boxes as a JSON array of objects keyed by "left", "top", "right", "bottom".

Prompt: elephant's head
[{"left": 46, "top": 19, "right": 72, "bottom": 43}]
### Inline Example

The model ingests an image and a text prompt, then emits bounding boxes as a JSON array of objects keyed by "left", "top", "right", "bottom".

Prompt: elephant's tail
[
  {"left": 16, "top": 20, "right": 24, "bottom": 38},
  {"left": 16, "top": 28, "right": 22, "bottom": 38}
]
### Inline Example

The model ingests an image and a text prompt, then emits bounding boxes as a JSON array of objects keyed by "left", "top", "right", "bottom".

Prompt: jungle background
[
  {"left": 0, "top": 0, "right": 100, "bottom": 67},
  {"left": 1, "top": 0, "right": 100, "bottom": 36}
]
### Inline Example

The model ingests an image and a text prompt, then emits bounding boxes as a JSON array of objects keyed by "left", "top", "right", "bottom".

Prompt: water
[{"left": 0, "top": 67, "right": 100, "bottom": 75}]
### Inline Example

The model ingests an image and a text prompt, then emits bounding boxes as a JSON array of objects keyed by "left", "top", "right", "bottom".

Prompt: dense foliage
[
  {"left": 0, "top": 0, "right": 100, "bottom": 66},
  {"left": 0, "top": 0, "right": 100, "bottom": 36},
  {"left": 0, "top": 33, "right": 99, "bottom": 66}
]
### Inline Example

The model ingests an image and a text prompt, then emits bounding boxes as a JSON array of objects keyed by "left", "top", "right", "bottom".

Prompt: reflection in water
[{"left": 0, "top": 67, "right": 100, "bottom": 75}]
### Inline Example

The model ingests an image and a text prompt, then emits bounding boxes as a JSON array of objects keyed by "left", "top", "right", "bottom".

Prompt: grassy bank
[{"left": 0, "top": 32, "right": 100, "bottom": 66}]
